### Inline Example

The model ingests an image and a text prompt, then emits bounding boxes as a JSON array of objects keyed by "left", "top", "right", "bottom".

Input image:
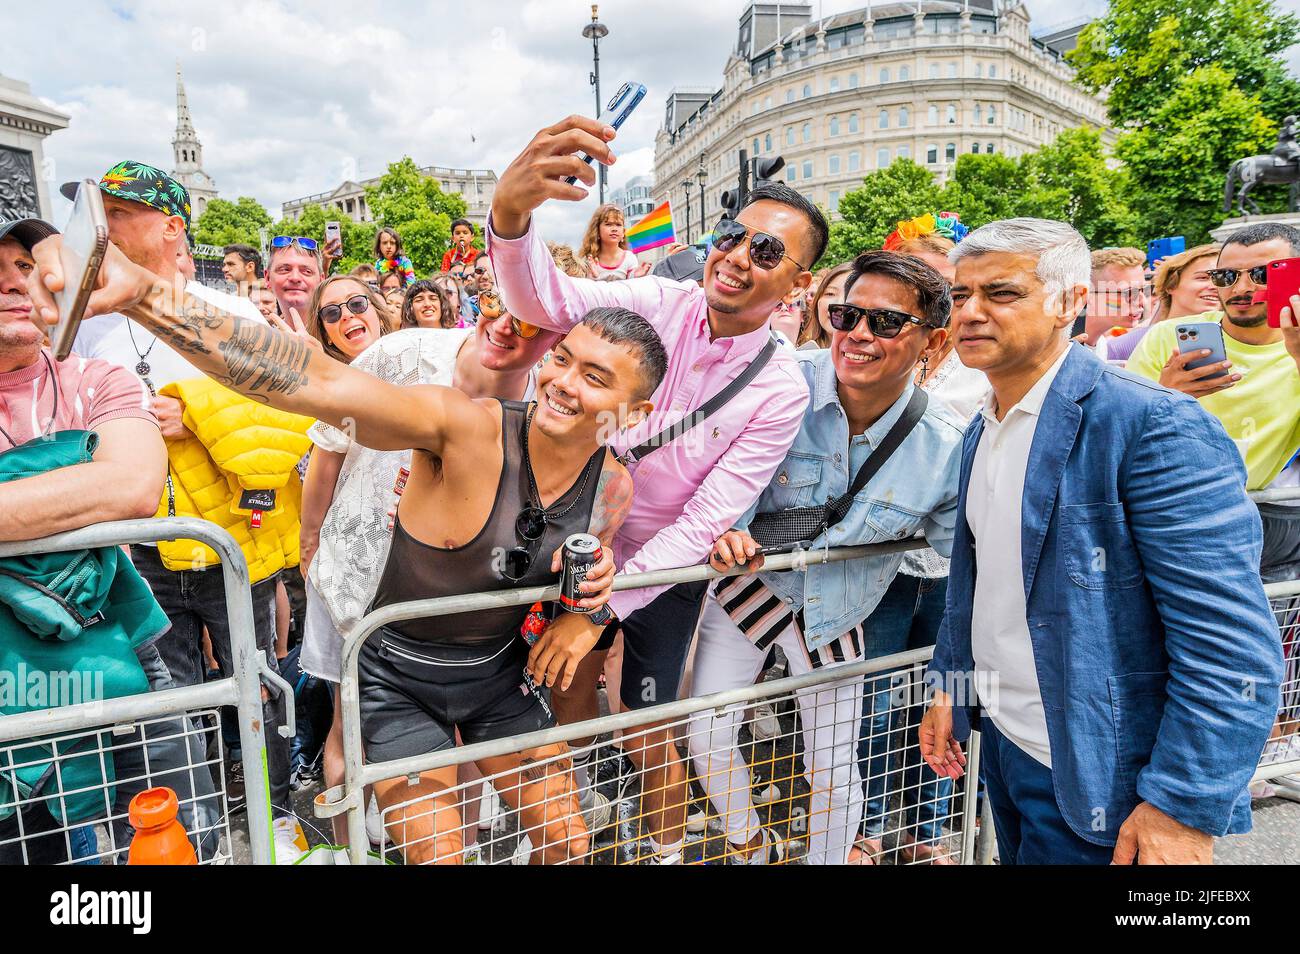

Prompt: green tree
[
  {"left": 1068, "top": 0, "right": 1300, "bottom": 127},
  {"left": 365, "top": 157, "right": 469, "bottom": 275},
  {"left": 1017, "top": 127, "right": 1139, "bottom": 248},
  {"left": 192, "top": 196, "right": 272, "bottom": 249},
  {"left": 270, "top": 203, "right": 378, "bottom": 275},
  {"left": 822, "top": 159, "right": 943, "bottom": 265},
  {"left": 1117, "top": 66, "right": 1278, "bottom": 241}
]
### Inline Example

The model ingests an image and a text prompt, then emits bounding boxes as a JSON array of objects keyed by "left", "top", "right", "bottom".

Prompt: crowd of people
[{"left": 1, "top": 111, "right": 1298, "bottom": 867}]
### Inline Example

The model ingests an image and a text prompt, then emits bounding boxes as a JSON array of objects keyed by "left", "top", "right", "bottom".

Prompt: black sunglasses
[
  {"left": 502, "top": 507, "right": 547, "bottom": 582},
  {"left": 317, "top": 292, "right": 370, "bottom": 324},
  {"left": 826, "top": 303, "right": 929, "bottom": 338},
  {"left": 1207, "top": 266, "right": 1268, "bottom": 288},
  {"left": 711, "top": 217, "right": 808, "bottom": 272}
]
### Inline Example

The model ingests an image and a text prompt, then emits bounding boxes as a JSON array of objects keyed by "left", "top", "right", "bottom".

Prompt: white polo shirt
[{"left": 967, "top": 346, "right": 1070, "bottom": 768}]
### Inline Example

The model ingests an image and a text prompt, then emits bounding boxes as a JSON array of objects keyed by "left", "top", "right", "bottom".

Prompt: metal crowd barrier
[
  {"left": 0, "top": 518, "right": 290, "bottom": 865},
  {"left": 317, "top": 539, "right": 987, "bottom": 865}
]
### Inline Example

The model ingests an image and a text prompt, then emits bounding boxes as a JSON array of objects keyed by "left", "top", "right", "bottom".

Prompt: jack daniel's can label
[{"left": 559, "top": 533, "right": 602, "bottom": 614}]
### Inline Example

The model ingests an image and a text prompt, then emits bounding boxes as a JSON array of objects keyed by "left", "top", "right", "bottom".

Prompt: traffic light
[{"left": 720, "top": 148, "right": 786, "bottom": 219}]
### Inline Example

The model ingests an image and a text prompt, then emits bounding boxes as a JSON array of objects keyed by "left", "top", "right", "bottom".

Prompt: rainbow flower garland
[{"left": 883, "top": 212, "right": 969, "bottom": 251}]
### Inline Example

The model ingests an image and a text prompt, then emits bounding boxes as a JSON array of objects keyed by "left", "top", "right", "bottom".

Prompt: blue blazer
[{"left": 930, "top": 345, "right": 1283, "bottom": 844}]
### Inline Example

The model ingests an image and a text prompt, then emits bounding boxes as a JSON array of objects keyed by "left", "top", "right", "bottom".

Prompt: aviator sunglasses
[{"left": 711, "top": 217, "right": 808, "bottom": 271}]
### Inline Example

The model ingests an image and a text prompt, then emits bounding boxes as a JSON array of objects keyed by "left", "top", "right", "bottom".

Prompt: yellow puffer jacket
[{"left": 154, "top": 378, "right": 315, "bottom": 583}]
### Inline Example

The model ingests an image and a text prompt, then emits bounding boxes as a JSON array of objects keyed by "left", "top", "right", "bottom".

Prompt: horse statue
[{"left": 1225, "top": 115, "right": 1300, "bottom": 216}]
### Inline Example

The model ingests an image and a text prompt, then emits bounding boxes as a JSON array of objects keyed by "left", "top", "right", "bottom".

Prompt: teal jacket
[{"left": 0, "top": 430, "right": 170, "bottom": 824}]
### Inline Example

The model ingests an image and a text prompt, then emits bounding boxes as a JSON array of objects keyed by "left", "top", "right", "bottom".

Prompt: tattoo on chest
[{"left": 217, "top": 317, "right": 311, "bottom": 397}]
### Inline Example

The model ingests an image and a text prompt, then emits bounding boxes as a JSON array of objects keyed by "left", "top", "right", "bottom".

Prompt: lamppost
[
  {"left": 583, "top": 5, "right": 610, "bottom": 205},
  {"left": 682, "top": 178, "right": 694, "bottom": 244},
  {"left": 697, "top": 157, "right": 708, "bottom": 244}
]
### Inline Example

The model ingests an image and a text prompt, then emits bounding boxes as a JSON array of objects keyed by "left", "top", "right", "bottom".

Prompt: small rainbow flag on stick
[{"left": 625, "top": 200, "right": 676, "bottom": 254}]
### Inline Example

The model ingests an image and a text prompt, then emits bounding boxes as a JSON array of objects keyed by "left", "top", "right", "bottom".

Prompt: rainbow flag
[{"left": 625, "top": 200, "right": 675, "bottom": 254}]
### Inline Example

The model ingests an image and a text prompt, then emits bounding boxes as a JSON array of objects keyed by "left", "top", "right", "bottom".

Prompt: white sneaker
[
  {"left": 686, "top": 808, "right": 708, "bottom": 834},
  {"left": 365, "top": 794, "right": 389, "bottom": 847},
  {"left": 479, "top": 784, "right": 501, "bottom": 831},
  {"left": 511, "top": 833, "right": 533, "bottom": 865},
  {"left": 728, "top": 828, "right": 785, "bottom": 865},
  {"left": 579, "top": 788, "right": 611, "bottom": 832},
  {"left": 751, "top": 704, "right": 781, "bottom": 741},
  {"left": 752, "top": 783, "right": 782, "bottom": 805},
  {"left": 272, "top": 817, "right": 308, "bottom": 865}
]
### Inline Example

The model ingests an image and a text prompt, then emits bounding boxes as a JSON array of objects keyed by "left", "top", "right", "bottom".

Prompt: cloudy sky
[{"left": 10, "top": 0, "right": 1300, "bottom": 245}]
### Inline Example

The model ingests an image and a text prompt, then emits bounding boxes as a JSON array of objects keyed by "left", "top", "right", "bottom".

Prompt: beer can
[{"left": 560, "top": 533, "right": 602, "bottom": 614}]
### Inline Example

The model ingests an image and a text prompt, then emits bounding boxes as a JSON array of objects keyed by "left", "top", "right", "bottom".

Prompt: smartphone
[
  {"left": 1175, "top": 322, "right": 1228, "bottom": 378},
  {"left": 564, "top": 82, "right": 647, "bottom": 186},
  {"left": 1146, "top": 236, "right": 1185, "bottom": 270},
  {"left": 1266, "top": 257, "right": 1300, "bottom": 329},
  {"left": 51, "top": 179, "right": 108, "bottom": 360},
  {"left": 324, "top": 220, "right": 342, "bottom": 253}
]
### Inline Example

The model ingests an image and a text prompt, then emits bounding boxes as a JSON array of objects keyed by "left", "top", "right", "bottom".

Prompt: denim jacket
[{"left": 735, "top": 349, "right": 964, "bottom": 649}]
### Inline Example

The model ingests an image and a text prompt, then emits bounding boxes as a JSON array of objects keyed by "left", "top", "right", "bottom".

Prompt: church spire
[
  {"left": 170, "top": 62, "right": 218, "bottom": 217},
  {"left": 175, "top": 61, "right": 195, "bottom": 140}
]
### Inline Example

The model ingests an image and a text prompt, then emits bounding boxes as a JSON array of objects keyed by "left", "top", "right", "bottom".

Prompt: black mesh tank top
[{"left": 370, "top": 400, "right": 604, "bottom": 645}]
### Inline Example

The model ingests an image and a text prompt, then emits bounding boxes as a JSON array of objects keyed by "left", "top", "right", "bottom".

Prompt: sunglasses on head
[
  {"left": 502, "top": 506, "right": 548, "bottom": 581},
  {"left": 318, "top": 292, "right": 370, "bottom": 324},
  {"left": 271, "top": 236, "right": 318, "bottom": 251},
  {"left": 826, "top": 303, "right": 929, "bottom": 338},
  {"left": 711, "top": 217, "right": 808, "bottom": 272},
  {"left": 1206, "top": 266, "right": 1268, "bottom": 288},
  {"left": 479, "top": 291, "right": 541, "bottom": 339}
]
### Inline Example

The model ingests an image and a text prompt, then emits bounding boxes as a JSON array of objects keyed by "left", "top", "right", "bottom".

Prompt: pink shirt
[
  {"left": 487, "top": 218, "right": 808, "bottom": 618},
  {"left": 0, "top": 349, "right": 154, "bottom": 451}
]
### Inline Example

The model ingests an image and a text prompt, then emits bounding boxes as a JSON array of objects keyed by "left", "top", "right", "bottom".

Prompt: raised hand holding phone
[
  {"left": 48, "top": 180, "right": 108, "bottom": 359},
  {"left": 492, "top": 116, "right": 619, "bottom": 239},
  {"left": 563, "top": 82, "right": 646, "bottom": 186}
]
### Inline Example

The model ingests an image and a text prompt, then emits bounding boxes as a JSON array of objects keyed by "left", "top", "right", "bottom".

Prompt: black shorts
[
  {"left": 596, "top": 579, "right": 711, "bottom": 711},
  {"left": 358, "top": 628, "right": 554, "bottom": 764}
]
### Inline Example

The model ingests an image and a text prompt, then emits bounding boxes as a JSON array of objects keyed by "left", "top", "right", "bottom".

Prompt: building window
[
  {"left": 986, "top": 142, "right": 996, "bottom": 154},
  {"left": 947, "top": 62, "right": 958, "bottom": 78},
  {"left": 786, "top": 89, "right": 795, "bottom": 103},
  {"left": 876, "top": 147, "right": 890, "bottom": 168},
  {"left": 753, "top": 138, "right": 761, "bottom": 155},
  {"left": 787, "top": 165, "right": 796, "bottom": 182},
  {"left": 848, "top": 113, "right": 860, "bottom": 133},
  {"left": 945, "top": 142, "right": 956, "bottom": 162},
  {"left": 829, "top": 116, "right": 840, "bottom": 136},
  {"left": 987, "top": 105, "right": 996, "bottom": 125},
  {"left": 830, "top": 190, "right": 841, "bottom": 212},
  {"left": 802, "top": 83, "right": 812, "bottom": 98},
  {"left": 899, "top": 65, "right": 910, "bottom": 81},
  {"left": 802, "top": 159, "right": 813, "bottom": 179},
  {"left": 928, "top": 104, "right": 939, "bottom": 125},
  {"left": 848, "top": 151, "right": 861, "bottom": 172},
  {"left": 946, "top": 104, "right": 957, "bottom": 124},
  {"left": 898, "top": 144, "right": 911, "bottom": 160},
  {"left": 786, "top": 126, "right": 795, "bottom": 146},
  {"left": 765, "top": 133, "right": 772, "bottom": 151},
  {"left": 830, "top": 76, "right": 840, "bottom": 92},
  {"left": 971, "top": 142, "right": 980, "bottom": 154},
  {"left": 849, "top": 72, "right": 859, "bottom": 88},
  {"left": 927, "top": 143, "right": 938, "bottom": 163},
  {"left": 989, "top": 64, "right": 997, "bottom": 78},
  {"left": 878, "top": 109, "right": 889, "bottom": 129},
  {"left": 764, "top": 95, "right": 772, "bottom": 110},
  {"left": 879, "top": 67, "right": 890, "bottom": 84},
  {"left": 829, "top": 154, "right": 841, "bottom": 174},
  {"left": 899, "top": 106, "right": 910, "bottom": 127},
  {"left": 976, "top": 63, "right": 984, "bottom": 78},
  {"left": 802, "top": 122, "right": 812, "bottom": 143},
  {"left": 929, "top": 63, "right": 939, "bottom": 79}
]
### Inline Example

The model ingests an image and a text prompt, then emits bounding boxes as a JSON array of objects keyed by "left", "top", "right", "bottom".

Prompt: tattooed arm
[
  {"left": 587, "top": 452, "right": 634, "bottom": 550},
  {"left": 28, "top": 238, "right": 491, "bottom": 455}
]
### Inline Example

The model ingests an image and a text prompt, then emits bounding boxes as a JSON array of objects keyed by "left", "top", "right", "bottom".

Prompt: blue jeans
[
  {"left": 980, "top": 718, "right": 1115, "bottom": 864},
  {"left": 857, "top": 572, "right": 952, "bottom": 842}
]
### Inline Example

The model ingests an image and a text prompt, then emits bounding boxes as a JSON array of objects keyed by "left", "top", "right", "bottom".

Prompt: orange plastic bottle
[{"left": 127, "top": 787, "right": 198, "bottom": 865}]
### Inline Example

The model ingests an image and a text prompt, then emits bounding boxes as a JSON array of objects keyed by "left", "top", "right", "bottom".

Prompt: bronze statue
[{"left": 1225, "top": 116, "right": 1300, "bottom": 215}]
